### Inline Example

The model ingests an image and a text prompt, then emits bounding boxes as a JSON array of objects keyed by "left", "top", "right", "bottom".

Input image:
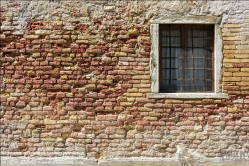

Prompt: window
[
  {"left": 160, "top": 24, "right": 214, "bottom": 93},
  {"left": 148, "top": 16, "right": 228, "bottom": 98}
]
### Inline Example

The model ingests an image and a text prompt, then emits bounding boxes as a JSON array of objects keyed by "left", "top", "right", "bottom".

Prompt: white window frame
[{"left": 147, "top": 16, "right": 228, "bottom": 99}]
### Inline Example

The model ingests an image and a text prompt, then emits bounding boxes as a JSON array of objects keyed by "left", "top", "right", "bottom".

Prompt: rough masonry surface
[{"left": 0, "top": 0, "right": 249, "bottom": 165}]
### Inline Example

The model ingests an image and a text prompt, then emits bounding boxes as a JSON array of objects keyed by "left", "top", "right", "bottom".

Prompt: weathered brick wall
[{"left": 0, "top": 0, "right": 249, "bottom": 160}]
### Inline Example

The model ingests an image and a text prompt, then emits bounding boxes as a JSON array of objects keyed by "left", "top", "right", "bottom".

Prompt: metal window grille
[{"left": 159, "top": 24, "right": 214, "bottom": 93}]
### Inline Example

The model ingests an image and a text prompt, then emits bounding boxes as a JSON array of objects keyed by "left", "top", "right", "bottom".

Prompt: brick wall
[{"left": 0, "top": 0, "right": 249, "bottom": 159}]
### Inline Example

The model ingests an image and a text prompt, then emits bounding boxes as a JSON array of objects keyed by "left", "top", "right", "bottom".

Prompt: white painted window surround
[{"left": 147, "top": 16, "right": 228, "bottom": 99}]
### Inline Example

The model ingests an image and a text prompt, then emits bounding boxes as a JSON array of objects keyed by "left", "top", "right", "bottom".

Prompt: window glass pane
[
  {"left": 171, "top": 69, "right": 177, "bottom": 79},
  {"left": 167, "top": 59, "right": 172, "bottom": 68},
  {"left": 193, "top": 29, "right": 203, "bottom": 37},
  {"left": 176, "top": 58, "right": 181, "bottom": 69},
  {"left": 187, "top": 49, "right": 193, "bottom": 58},
  {"left": 205, "top": 81, "right": 212, "bottom": 91},
  {"left": 185, "top": 69, "right": 193, "bottom": 79},
  {"left": 194, "top": 58, "right": 204, "bottom": 68},
  {"left": 193, "top": 48, "right": 204, "bottom": 58},
  {"left": 171, "top": 37, "right": 181, "bottom": 47},
  {"left": 205, "top": 70, "right": 212, "bottom": 79},
  {"left": 186, "top": 58, "right": 193, "bottom": 68},
  {"left": 207, "top": 38, "right": 213, "bottom": 47},
  {"left": 188, "top": 30, "right": 192, "bottom": 37},
  {"left": 177, "top": 80, "right": 182, "bottom": 91},
  {"left": 164, "top": 80, "right": 169, "bottom": 86},
  {"left": 176, "top": 69, "right": 182, "bottom": 79},
  {"left": 162, "top": 30, "right": 169, "bottom": 36},
  {"left": 166, "top": 70, "right": 170, "bottom": 79},
  {"left": 161, "top": 80, "right": 169, "bottom": 91},
  {"left": 170, "top": 29, "right": 180, "bottom": 36},
  {"left": 162, "top": 48, "right": 170, "bottom": 58},
  {"left": 183, "top": 80, "right": 193, "bottom": 91},
  {"left": 162, "top": 70, "right": 166, "bottom": 79},
  {"left": 162, "top": 37, "right": 169, "bottom": 46},
  {"left": 203, "top": 31, "right": 207, "bottom": 37},
  {"left": 171, "top": 58, "right": 176, "bottom": 68},
  {"left": 202, "top": 49, "right": 207, "bottom": 58},
  {"left": 188, "top": 38, "right": 192, "bottom": 47},
  {"left": 193, "top": 38, "right": 203, "bottom": 47},
  {"left": 162, "top": 59, "right": 170, "bottom": 68},
  {"left": 169, "top": 80, "right": 177, "bottom": 90},
  {"left": 193, "top": 80, "right": 203, "bottom": 91},
  {"left": 203, "top": 39, "right": 207, "bottom": 47},
  {"left": 171, "top": 48, "right": 181, "bottom": 58},
  {"left": 204, "top": 50, "right": 212, "bottom": 59},
  {"left": 205, "top": 59, "right": 212, "bottom": 69},
  {"left": 194, "top": 69, "right": 204, "bottom": 79}
]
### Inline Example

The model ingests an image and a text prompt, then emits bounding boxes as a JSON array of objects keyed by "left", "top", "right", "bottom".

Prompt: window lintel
[{"left": 150, "top": 16, "right": 221, "bottom": 24}]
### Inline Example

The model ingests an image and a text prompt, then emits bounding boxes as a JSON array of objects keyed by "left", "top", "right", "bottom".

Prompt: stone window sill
[{"left": 147, "top": 93, "right": 228, "bottom": 99}]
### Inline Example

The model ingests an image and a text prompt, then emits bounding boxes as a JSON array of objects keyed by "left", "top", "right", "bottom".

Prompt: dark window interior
[{"left": 159, "top": 24, "right": 214, "bottom": 93}]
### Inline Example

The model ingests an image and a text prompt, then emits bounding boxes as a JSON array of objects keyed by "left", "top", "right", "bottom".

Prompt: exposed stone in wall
[{"left": 0, "top": 0, "right": 249, "bottom": 161}]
